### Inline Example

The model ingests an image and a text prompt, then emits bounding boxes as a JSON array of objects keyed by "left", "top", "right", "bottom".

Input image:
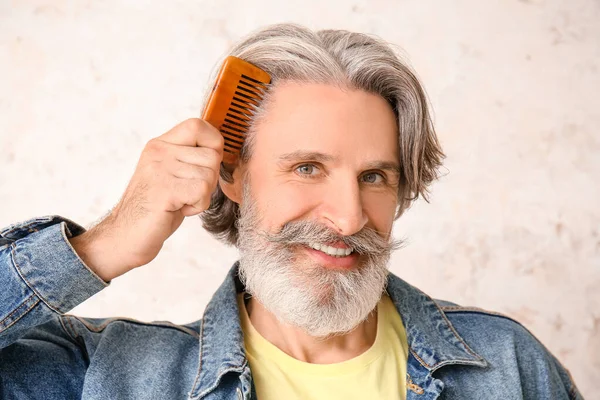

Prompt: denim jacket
[{"left": 0, "top": 216, "right": 583, "bottom": 399}]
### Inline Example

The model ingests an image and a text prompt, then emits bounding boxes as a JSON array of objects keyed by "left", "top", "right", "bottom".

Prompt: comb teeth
[
  {"left": 221, "top": 76, "right": 268, "bottom": 155},
  {"left": 201, "top": 57, "right": 271, "bottom": 164}
]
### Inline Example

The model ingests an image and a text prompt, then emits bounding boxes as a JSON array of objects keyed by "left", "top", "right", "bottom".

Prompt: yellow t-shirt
[{"left": 237, "top": 294, "right": 408, "bottom": 400}]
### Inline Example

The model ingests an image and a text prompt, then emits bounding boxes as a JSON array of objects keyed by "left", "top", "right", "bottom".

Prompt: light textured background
[{"left": 1, "top": 0, "right": 598, "bottom": 397}]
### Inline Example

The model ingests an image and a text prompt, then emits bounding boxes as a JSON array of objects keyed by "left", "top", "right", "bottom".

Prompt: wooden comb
[{"left": 201, "top": 56, "right": 271, "bottom": 165}]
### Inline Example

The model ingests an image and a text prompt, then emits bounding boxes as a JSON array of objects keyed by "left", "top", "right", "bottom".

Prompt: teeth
[
  {"left": 322, "top": 245, "right": 336, "bottom": 255},
  {"left": 308, "top": 242, "right": 353, "bottom": 257}
]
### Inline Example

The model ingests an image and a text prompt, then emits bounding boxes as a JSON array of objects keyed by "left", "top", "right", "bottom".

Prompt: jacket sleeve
[
  {"left": 550, "top": 352, "right": 585, "bottom": 400},
  {"left": 0, "top": 215, "right": 109, "bottom": 350}
]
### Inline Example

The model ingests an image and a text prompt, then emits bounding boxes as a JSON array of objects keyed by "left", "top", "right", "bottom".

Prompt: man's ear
[{"left": 219, "top": 165, "right": 244, "bottom": 205}]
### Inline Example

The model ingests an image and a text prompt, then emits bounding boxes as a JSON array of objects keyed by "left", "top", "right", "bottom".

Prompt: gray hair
[{"left": 200, "top": 23, "right": 444, "bottom": 246}]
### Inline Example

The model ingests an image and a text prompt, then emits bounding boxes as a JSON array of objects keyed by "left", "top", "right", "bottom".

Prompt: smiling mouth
[{"left": 307, "top": 242, "right": 354, "bottom": 257}]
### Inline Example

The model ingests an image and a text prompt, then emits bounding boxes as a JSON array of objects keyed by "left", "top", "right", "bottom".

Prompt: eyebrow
[
  {"left": 277, "top": 150, "right": 401, "bottom": 176},
  {"left": 278, "top": 150, "right": 335, "bottom": 164}
]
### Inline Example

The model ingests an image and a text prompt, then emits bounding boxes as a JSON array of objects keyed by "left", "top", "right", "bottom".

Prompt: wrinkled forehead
[{"left": 249, "top": 81, "right": 399, "bottom": 162}]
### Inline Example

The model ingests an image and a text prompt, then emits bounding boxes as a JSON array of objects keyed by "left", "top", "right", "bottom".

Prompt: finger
[
  {"left": 169, "top": 161, "right": 217, "bottom": 182},
  {"left": 169, "top": 177, "right": 212, "bottom": 212},
  {"left": 180, "top": 204, "right": 206, "bottom": 217},
  {"left": 160, "top": 141, "right": 222, "bottom": 167},
  {"left": 159, "top": 118, "right": 224, "bottom": 153}
]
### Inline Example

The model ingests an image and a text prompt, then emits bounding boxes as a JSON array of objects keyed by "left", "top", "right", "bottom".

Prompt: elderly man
[{"left": 0, "top": 24, "right": 581, "bottom": 399}]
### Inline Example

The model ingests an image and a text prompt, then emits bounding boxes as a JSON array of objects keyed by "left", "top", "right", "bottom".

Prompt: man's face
[
  {"left": 235, "top": 82, "right": 401, "bottom": 336},
  {"left": 244, "top": 81, "right": 399, "bottom": 244}
]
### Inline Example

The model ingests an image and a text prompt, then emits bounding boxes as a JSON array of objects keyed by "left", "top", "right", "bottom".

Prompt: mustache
[{"left": 260, "top": 220, "right": 404, "bottom": 256}]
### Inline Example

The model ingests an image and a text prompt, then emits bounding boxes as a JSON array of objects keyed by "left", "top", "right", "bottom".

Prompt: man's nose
[{"left": 320, "top": 178, "right": 368, "bottom": 236}]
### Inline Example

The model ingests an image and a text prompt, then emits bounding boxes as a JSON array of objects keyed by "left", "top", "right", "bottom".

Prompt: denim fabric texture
[{"left": 0, "top": 216, "right": 583, "bottom": 399}]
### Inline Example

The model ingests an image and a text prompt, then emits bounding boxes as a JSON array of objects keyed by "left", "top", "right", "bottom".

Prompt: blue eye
[
  {"left": 362, "top": 172, "right": 385, "bottom": 184},
  {"left": 296, "top": 164, "right": 319, "bottom": 176}
]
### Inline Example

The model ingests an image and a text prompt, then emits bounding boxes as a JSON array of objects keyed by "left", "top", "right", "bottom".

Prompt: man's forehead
[
  {"left": 260, "top": 81, "right": 391, "bottom": 124},
  {"left": 252, "top": 81, "right": 399, "bottom": 161}
]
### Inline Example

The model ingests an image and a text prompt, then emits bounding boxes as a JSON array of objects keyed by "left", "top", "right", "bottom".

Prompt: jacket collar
[
  {"left": 189, "top": 263, "right": 487, "bottom": 399},
  {"left": 385, "top": 272, "right": 487, "bottom": 371},
  {"left": 189, "top": 264, "right": 248, "bottom": 399}
]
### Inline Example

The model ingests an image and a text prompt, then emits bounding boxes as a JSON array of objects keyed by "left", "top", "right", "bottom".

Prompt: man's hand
[{"left": 70, "top": 118, "right": 224, "bottom": 282}]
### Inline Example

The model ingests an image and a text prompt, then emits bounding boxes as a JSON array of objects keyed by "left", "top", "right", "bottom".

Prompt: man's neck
[{"left": 245, "top": 297, "right": 378, "bottom": 364}]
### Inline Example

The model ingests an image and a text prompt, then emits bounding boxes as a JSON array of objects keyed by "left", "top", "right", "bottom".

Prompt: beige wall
[{"left": 1, "top": 0, "right": 598, "bottom": 397}]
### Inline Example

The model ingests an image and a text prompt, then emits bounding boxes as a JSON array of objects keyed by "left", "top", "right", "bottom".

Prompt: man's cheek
[{"left": 271, "top": 199, "right": 318, "bottom": 230}]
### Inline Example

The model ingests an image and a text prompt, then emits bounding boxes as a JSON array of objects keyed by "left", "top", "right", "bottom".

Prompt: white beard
[{"left": 236, "top": 184, "right": 398, "bottom": 338}]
